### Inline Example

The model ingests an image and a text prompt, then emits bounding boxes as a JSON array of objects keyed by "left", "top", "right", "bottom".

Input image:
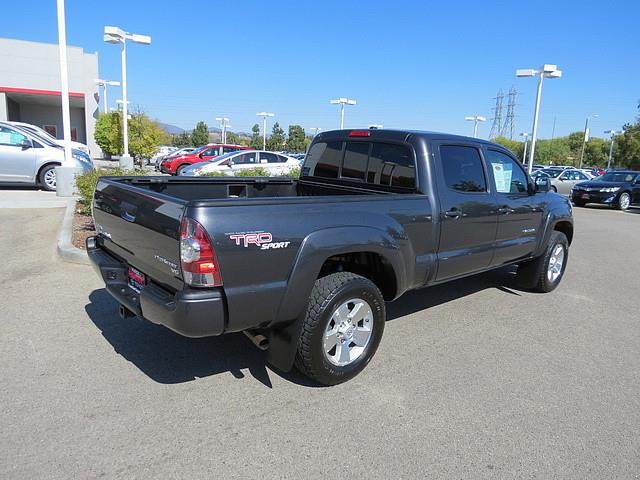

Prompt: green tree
[
  {"left": 287, "top": 125, "right": 306, "bottom": 152},
  {"left": 534, "top": 139, "right": 571, "bottom": 165},
  {"left": 128, "top": 112, "right": 170, "bottom": 159},
  {"left": 616, "top": 122, "right": 640, "bottom": 169},
  {"left": 267, "top": 122, "right": 285, "bottom": 151},
  {"left": 172, "top": 132, "right": 192, "bottom": 147},
  {"left": 94, "top": 112, "right": 122, "bottom": 156},
  {"left": 492, "top": 136, "right": 524, "bottom": 160},
  {"left": 191, "top": 121, "right": 209, "bottom": 146},
  {"left": 249, "top": 123, "right": 262, "bottom": 149},
  {"left": 583, "top": 137, "right": 610, "bottom": 167},
  {"left": 226, "top": 131, "right": 241, "bottom": 145}
]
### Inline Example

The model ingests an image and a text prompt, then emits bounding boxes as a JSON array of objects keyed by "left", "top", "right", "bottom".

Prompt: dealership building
[{"left": 0, "top": 37, "right": 101, "bottom": 156}]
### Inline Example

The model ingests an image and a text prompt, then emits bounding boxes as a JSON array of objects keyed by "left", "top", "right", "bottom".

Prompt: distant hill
[{"left": 158, "top": 123, "right": 185, "bottom": 135}]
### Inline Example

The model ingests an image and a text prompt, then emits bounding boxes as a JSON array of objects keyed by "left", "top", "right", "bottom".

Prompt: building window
[{"left": 43, "top": 125, "right": 57, "bottom": 138}]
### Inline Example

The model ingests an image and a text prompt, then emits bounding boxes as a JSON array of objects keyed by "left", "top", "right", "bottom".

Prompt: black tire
[
  {"left": 294, "top": 272, "right": 385, "bottom": 386},
  {"left": 176, "top": 164, "right": 189, "bottom": 176},
  {"left": 39, "top": 164, "right": 57, "bottom": 191},
  {"left": 550, "top": 185, "right": 557, "bottom": 193},
  {"left": 517, "top": 231, "right": 569, "bottom": 293},
  {"left": 573, "top": 201, "right": 586, "bottom": 207},
  {"left": 618, "top": 192, "right": 631, "bottom": 211}
]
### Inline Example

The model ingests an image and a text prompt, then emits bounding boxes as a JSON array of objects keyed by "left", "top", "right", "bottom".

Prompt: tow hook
[{"left": 119, "top": 304, "right": 136, "bottom": 319}]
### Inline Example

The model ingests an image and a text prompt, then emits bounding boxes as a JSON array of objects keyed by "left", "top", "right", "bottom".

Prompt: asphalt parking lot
[{"left": 1, "top": 204, "right": 639, "bottom": 479}]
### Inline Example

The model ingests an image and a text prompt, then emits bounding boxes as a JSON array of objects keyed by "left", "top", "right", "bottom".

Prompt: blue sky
[{"left": 1, "top": 0, "right": 638, "bottom": 139}]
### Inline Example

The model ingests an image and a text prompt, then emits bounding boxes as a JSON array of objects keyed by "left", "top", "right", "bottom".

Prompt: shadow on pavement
[
  {"left": 387, "top": 266, "right": 523, "bottom": 321},
  {"left": 85, "top": 289, "right": 317, "bottom": 388},
  {"left": 86, "top": 267, "right": 525, "bottom": 386}
]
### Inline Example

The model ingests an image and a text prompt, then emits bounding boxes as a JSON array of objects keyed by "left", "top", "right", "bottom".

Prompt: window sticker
[
  {"left": 0, "top": 132, "right": 11, "bottom": 144},
  {"left": 491, "top": 162, "right": 513, "bottom": 193}
]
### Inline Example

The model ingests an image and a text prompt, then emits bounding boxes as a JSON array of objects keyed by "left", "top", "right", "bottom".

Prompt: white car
[
  {"left": 180, "top": 150, "right": 300, "bottom": 177},
  {"left": 9, "top": 121, "right": 90, "bottom": 155},
  {"left": 149, "top": 145, "right": 177, "bottom": 165}
]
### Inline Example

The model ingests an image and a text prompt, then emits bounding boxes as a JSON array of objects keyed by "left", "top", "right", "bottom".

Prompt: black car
[{"left": 571, "top": 171, "right": 640, "bottom": 210}]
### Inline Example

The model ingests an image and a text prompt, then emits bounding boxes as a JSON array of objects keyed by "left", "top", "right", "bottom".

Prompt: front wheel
[
  {"left": 176, "top": 164, "right": 189, "bottom": 176},
  {"left": 39, "top": 165, "right": 57, "bottom": 191},
  {"left": 573, "top": 200, "right": 586, "bottom": 207},
  {"left": 295, "top": 272, "right": 385, "bottom": 385},
  {"left": 517, "top": 231, "right": 568, "bottom": 293},
  {"left": 550, "top": 185, "right": 557, "bottom": 193},
  {"left": 618, "top": 192, "right": 631, "bottom": 211}
]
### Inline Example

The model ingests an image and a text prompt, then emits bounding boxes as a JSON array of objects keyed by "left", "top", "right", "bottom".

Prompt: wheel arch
[{"left": 36, "top": 162, "right": 61, "bottom": 185}]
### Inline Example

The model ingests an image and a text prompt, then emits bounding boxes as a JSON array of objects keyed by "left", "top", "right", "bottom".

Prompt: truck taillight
[{"left": 180, "top": 217, "right": 222, "bottom": 287}]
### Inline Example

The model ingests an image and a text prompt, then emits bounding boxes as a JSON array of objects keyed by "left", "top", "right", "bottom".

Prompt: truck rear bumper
[{"left": 87, "top": 237, "right": 226, "bottom": 337}]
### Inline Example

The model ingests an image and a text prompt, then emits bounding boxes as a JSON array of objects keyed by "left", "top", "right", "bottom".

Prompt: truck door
[
  {"left": 433, "top": 143, "right": 498, "bottom": 281},
  {"left": 483, "top": 148, "right": 544, "bottom": 265}
]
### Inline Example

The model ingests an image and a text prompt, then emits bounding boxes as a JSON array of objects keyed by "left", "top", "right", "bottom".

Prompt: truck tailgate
[{"left": 92, "top": 178, "right": 186, "bottom": 291}]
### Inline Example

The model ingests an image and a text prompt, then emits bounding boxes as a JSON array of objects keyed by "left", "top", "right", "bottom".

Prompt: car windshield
[
  {"left": 541, "top": 169, "right": 562, "bottom": 178},
  {"left": 598, "top": 172, "right": 637, "bottom": 182},
  {"left": 11, "top": 125, "right": 59, "bottom": 148},
  {"left": 23, "top": 124, "right": 58, "bottom": 142},
  {"left": 189, "top": 145, "right": 208, "bottom": 155}
]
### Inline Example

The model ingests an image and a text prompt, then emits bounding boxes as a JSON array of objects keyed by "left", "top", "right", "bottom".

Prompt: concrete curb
[{"left": 56, "top": 199, "right": 91, "bottom": 266}]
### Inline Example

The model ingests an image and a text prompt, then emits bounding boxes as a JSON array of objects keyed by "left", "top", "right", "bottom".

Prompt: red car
[{"left": 160, "top": 144, "right": 251, "bottom": 175}]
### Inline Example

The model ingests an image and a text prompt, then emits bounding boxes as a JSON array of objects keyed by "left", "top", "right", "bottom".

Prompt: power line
[{"left": 502, "top": 86, "right": 517, "bottom": 139}]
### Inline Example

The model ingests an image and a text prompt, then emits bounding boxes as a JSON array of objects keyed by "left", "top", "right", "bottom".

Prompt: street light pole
[
  {"left": 95, "top": 79, "right": 120, "bottom": 114},
  {"left": 216, "top": 117, "right": 230, "bottom": 144},
  {"left": 516, "top": 64, "right": 562, "bottom": 174},
  {"left": 54, "top": 0, "right": 80, "bottom": 197},
  {"left": 604, "top": 130, "right": 619, "bottom": 169},
  {"left": 104, "top": 26, "right": 151, "bottom": 168},
  {"left": 330, "top": 98, "right": 356, "bottom": 129},
  {"left": 579, "top": 114, "right": 598, "bottom": 168},
  {"left": 309, "top": 127, "right": 321, "bottom": 137},
  {"left": 256, "top": 112, "right": 274, "bottom": 150},
  {"left": 465, "top": 115, "right": 486, "bottom": 138}
]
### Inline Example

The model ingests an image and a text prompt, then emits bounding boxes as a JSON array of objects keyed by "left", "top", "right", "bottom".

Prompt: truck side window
[
  {"left": 341, "top": 142, "right": 369, "bottom": 180},
  {"left": 367, "top": 143, "right": 415, "bottom": 188},
  {"left": 485, "top": 150, "right": 527, "bottom": 194},
  {"left": 306, "top": 141, "right": 343, "bottom": 178},
  {"left": 439, "top": 145, "right": 486, "bottom": 192}
]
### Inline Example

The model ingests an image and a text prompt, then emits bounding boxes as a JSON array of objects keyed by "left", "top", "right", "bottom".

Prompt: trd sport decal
[{"left": 228, "top": 232, "right": 290, "bottom": 250}]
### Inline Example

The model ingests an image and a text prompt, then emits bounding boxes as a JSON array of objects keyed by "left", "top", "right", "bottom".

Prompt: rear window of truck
[{"left": 304, "top": 141, "right": 416, "bottom": 189}]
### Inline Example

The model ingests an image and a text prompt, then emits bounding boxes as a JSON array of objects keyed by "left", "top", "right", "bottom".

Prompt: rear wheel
[
  {"left": 295, "top": 272, "right": 385, "bottom": 385},
  {"left": 573, "top": 200, "right": 586, "bottom": 207},
  {"left": 618, "top": 192, "right": 631, "bottom": 211},
  {"left": 517, "top": 231, "right": 568, "bottom": 293},
  {"left": 39, "top": 165, "right": 57, "bottom": 191}
]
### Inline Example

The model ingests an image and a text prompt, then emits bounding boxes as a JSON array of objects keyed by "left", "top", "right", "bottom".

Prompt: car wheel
[
  {"left": 550, "top": 185, "right": 557, "bottom": 193},
  {"left": 295, "top": 272, "right": 385, "bottom": 386},
  {"left": 517, "top": 231, "right": 568, "bottom": 293},
  {"left": 176, "top": 164, "right": 188, "bottom": 176},
  {"left": 573, "top": 201, "right": 586, "bottom": 207},
  {"left": 39, "top": 165, "right": 57, "bottom": 191},
  {"left": 618, "top": 192, "right": 631, "bottom": 211}
]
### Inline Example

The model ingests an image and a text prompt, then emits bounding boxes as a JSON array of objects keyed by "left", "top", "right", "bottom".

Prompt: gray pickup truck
[{"left": 87, "top": 129, "right": 573, "bottom": 385}]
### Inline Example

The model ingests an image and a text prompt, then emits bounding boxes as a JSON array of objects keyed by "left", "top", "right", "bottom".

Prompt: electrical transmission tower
[
  {"left": 488, "top": 89, "right": 504, "bottom": 139},
  {"left": 502, "top": 86, "right": 517, "bottom": 139}
]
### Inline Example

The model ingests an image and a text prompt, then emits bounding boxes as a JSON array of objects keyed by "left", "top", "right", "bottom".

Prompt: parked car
[
  {"left": 154, "top": 147, "right": 196, "bottom": 171},
  {"left": 538, "top": 168, "right": 590, "bottom": 194},
  {"left": 0, "top": 121, "right": 93, "bottom": 191},
  {"left": 159, "top": 144, "right": 251, "bottom": 175},
  {"left": 180, "top": 150, "right": 301, "bottom": 176},
  {"left": 149, "top": 145, "right": 177, "bottom": 166},
  {"left": 571, "top": 171, "right": 640, "bottom": 210},
  {"left": 9, "top": 121, "right": 90, "bottom": 155},
  {"left": 87, "top": 128, "right": 573, "bottom": 385}
]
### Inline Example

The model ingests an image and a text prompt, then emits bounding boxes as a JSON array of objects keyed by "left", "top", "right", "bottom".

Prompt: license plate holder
[{"left": 127, "top": 266, "right": 146, "bottom": 293}]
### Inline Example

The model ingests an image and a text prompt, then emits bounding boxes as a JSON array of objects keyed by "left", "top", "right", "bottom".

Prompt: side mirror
[
  {"left": 227, "top": 160, "right": 233, "bottom": 167},
  {"left": 535, "top": 176, "right": 550, "bottom": 192},
  {"left": 20, "top": 139, "right": 32, "bottom": 149}
]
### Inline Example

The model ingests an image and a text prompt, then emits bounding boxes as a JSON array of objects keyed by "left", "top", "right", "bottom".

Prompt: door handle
[
  {"left": 444, "top": 209, "right": 462, "bottom": 219},
  {"left": 497, "top": 206, "right": 515, "bottom": 215}
]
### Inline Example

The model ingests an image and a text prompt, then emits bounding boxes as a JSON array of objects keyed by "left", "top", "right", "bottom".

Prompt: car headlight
[{"left": 600, "top": 187, "right": 620, "bottom": 193}]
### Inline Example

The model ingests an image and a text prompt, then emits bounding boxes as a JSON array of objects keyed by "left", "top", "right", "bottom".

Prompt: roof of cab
[{"left": 315, "top": 129, "right": 501, "bottom": 147}]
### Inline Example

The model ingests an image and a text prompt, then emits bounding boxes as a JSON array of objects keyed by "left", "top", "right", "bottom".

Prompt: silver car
[
  {"left": 537, "top": 168, "right": 591, "bottom": 195},
  {"left": 0, "top": 121, "right": 94, "bottom": 191}
]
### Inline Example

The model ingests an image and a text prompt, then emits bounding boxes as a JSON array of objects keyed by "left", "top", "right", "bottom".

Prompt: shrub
[
  {"left": 200, "top": 167, "right": 301, "bottom": 178},
  {"left": 75, "top": 168, "right": 151, "bottom": 215}
]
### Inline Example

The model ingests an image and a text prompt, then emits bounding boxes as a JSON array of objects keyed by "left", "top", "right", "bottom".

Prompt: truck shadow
[
  {"left": 85, "top": 266, "right": 523, "bottom": 388},
  {"left": 387, "top": 266, "right": 522, "bottom": 321},
  {"left": 84, "top": 289, "right": 316, "bottom": 388}
]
